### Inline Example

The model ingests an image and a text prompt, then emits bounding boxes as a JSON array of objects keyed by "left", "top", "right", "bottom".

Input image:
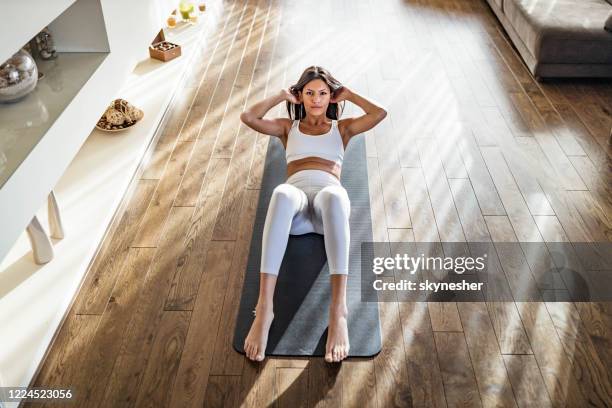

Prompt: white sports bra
[{"left": 285, "top": 119, "right": 344, "bottom": 166}]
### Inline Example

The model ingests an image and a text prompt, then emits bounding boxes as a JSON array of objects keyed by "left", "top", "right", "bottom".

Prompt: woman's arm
[
  {"left": 240, "top": 89, "right": 296, "bottom": 138},
  {"left": 335, "top": 87, "right": 387, "bottom": 140}
]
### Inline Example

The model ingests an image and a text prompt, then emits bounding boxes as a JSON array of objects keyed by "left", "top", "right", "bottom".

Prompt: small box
[{"left": 149, "top": 29, "right": 181, "bottom": 62}]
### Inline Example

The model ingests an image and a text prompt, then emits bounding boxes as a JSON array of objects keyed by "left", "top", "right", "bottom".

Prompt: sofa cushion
[{"left": 503, "top": 0, "right": 612, "bottom": 64}]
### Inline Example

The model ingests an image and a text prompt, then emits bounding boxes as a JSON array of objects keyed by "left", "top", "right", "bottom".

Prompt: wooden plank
[
  {"left": 567, "top": 190, "right": 612, "bottom": 242},
  {"left": 429, "top": 303, "right": 463, "bottom": 333},
  {"left": 435, "top": 131, "right": 469, "bottom": 179},
  {"left": 434, "top": 331, "right": 482, "bottom": 407},
  {"left": 100, "top": 206, "right": 195, "bottom": 407},
  {"left": 367, "top": 157, "right": 390, "bottom": 243},
  {"left": 213, "top": 3, "right": 281, "bottom": 206},
  {"left": 132, "top": 141, "right": 194, "bottom": 247},
  {"left": 401, "top": 168, "right": 441, "bottom": 243},
  {"left": 342, "top": 360, "right": 378, "bottom": 408},
  {"left": 210, "top": 188, "right": 259, "bottom": 375},
  {"left": 364, "top": 66, "right": 411, "bottom": 230},
  {"left": 372, "top": 292, "right": 413, "bottom": 407},
  {"left": 212, "top": 0, "right": 278, "bottom": 240},
  {"left": 174, "top": 0, "right": 253, "bottom": 204},
  {"left": 513, "top": 136, "right": 592, "bottom": 242},
  {"left": 398, "top": 302, "right": 447, "bottom": 408},
  {"left": 276, "top": 368, "right": 308, "bottom": 408},
  {"left": 307, "top": 360, "right": 344, "bottom": 407},
  {"left": 245, "top": 26, "right": 285, "bottom": 191},
  {"left": 213, "top": 0, "right": 271, "bottom": 158},
  {"left": 239, "top": 359, "right": 277, "bottom": 408},
  {"left": 533, "top": 215, "right": 570, "bottom": 243},
  {"left": 29, "top": 314, "right": 99, "bottom": 397},
  {"left": 480, "top": 146, "right": 542, "bottom": 242},
  {"left": 417, "top": 138, "right": 465, "bottom": 242},
  {"left": 545, "top": 302, "right": 612, "bottom": 407},
  {"left": 457, "top": 302, "right": 518, "bottom": 408},
  {"left": 560, "top": 84, "right": 612, "bottom": 148},
  {"left": 448, "top": 178, "right": 490, "bottom": 242},
  {"left": 134, "top": 310, "right": 191, "bottom": 407},
  {"left": 173, "top": 135, "right": 215, "bottom": 207},
  {"left": 66, "top": 248, "right": 156, "bottom": 406},
  {"left": 375, "top": 119, "right": 412, "bottom": 229},
  {"left": 142, "top": 86, "right": 199, "bottom": 180},
  {"left": 414, "top": 138, "right": 465, "bottom": 333},
  {"left": 508, "top": 92, "right": 586, "bottom": 191},
  {"left": 569, "top": 155, "right": 612, "bottom": 216},
  {"left": 503, "top": 354, "right": 553, "bottom": 408},
  {"left": 483, "top": 216, "right": 533, "bottom": 355},
  {"left": 202, "top": 375, "right": 242, "bottom": 407},
  {"left": 496, "top": 240, "right": 543, "bottom": 301},
  {"left": 179, "top": 78, "right": 216, "bottom": 142},
  {"left": 456, "top": 130, "right": 506, "bottom": 216},
  {"left": 482, "top": 108, "right": 555, "bottom": 216},
  {"left": 75, "top": 179, "right": 157, "bottom": 314},
  {"left": 168, "top": 241, "right": 236, "bottom": 407},
  {"left": 515, "top": 302, "right": 589, "bottom": 407},
  {"left": 165, "top": 158, "right": 230, "bottom": 310},
  {"left": 575, "top": 302, "right": 612, "bottom": 374}
]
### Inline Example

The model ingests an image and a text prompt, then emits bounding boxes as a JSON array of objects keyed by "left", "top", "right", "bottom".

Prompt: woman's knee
[
  {"left": 271, "top": 183, "right": 301, "bottom": 206},
  {"left": 316, "top": 186, "right": 350, "bottom": 216}
]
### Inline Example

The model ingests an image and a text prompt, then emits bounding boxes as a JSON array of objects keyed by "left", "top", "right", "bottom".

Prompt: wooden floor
[{"left": 28, "top": 0, "right": 612, "bottom": 406}]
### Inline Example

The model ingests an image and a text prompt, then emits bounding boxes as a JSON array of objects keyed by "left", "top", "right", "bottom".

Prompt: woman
[{"left": 239, "top": 66, "right": 387, "bottom": 363}]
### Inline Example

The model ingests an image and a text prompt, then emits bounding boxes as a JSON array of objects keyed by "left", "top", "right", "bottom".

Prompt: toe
[
  {"left": 325, "top": 351, "right": 333, "bottom": 363},
  {"left": 333, "top": 348, "right": 339, "bottom": 362}
]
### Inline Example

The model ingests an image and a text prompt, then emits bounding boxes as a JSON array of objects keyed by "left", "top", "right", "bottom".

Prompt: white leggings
[{"left": 260, "top": 169, "right": 351, "bottom": 276}]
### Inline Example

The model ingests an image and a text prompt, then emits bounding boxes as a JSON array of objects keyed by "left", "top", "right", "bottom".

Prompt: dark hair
[{"left": 286, "top": 66, "right": 345, "bottom": 120}]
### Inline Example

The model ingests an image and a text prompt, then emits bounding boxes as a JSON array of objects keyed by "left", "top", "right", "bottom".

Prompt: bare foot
[
  {"left": 325, "top": 305, "right": 350, "bottom": 363},
  {"left": 244, "top": 303, "right": 274, "bottom": 361}
]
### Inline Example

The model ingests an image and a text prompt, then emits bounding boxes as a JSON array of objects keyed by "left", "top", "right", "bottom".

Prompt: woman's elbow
[
  {"left": 377, "top": 108, "right": 388, "bottom": 121},
  {"left": 240, "top": 112, "right": 250, "bottom": 124}
]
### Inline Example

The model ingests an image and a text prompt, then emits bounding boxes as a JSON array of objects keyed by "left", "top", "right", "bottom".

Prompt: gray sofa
[{"left": 484, "top": 0, "right": 612, "bottom": 79}]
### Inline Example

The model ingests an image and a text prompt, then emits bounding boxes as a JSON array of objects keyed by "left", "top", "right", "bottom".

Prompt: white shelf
[
  {"left": 0, "top": 0, "right": 179, "bottom": 265},
  {"left": 0, "top": 52, "right": 108, "bottom": 189},
  {"left": 0, "top": 3, "right": 221, "bottom": 405}
]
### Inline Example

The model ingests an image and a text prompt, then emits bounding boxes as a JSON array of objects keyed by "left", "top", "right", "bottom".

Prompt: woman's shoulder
[
  {"left": 336, "top": 118, "right": 349, "bottom": 130},
  {"left": 277, "top": 118, "right": 294, "bottom": 147},
  {"left": 278, "top": 117, "right": 295, "bottom": 129},
  {"left": 336, "top": 118, "right": 351, "bottom": 143}
]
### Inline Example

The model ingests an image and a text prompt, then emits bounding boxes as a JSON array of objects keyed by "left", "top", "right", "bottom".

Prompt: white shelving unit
[
  {"left": 0, "top": 0, "right": 177, "bottom": 262},
  {"left": 0, "top": 52, "right": 108, "bottom": 188},
  {"left": 0, "top": 1, "right": 220, "bottom": 405}
]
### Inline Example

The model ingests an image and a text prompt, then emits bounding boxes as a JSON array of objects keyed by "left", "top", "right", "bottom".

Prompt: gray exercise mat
[{"left": 232, "top": 131, "right": 382, "bottom": 357}]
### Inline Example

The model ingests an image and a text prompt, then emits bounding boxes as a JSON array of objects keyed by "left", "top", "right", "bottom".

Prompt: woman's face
[{"left": 299, "top": 79, "right": 330, "bottom": 116}]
